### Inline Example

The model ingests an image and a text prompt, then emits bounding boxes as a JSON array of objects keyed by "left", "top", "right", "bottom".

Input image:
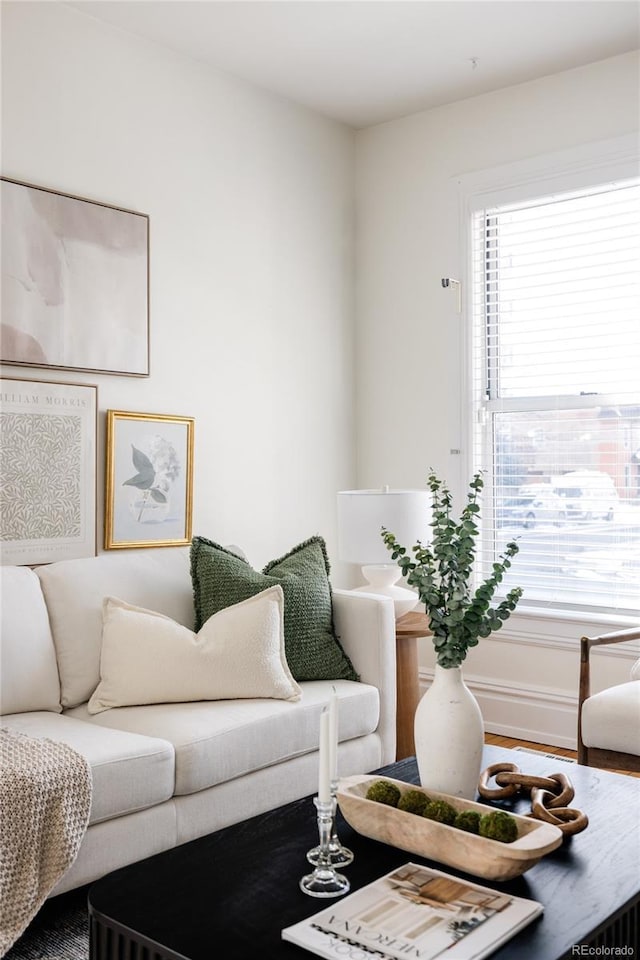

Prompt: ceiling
[{"left": 69, "top": 1, "right": 640, "bottom": 128}]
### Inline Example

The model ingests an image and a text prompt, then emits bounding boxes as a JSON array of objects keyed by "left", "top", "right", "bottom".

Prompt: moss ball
[
  {"left": 423, "top": 799, "right": 457, "bottom": 826},
  {"left": 365, "top": 780, "right": 401, "bottom": 807},
  {"left": 479, "top": 810, "right": 518, "bottom": 843},
  {"left": 397, "top": 789, "right": 430, "bottom": 815},
  {"left": 454, "top": 810, "right": 481, "bottom": 834}
]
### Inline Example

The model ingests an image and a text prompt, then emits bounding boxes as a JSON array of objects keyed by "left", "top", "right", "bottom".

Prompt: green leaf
[
  {"left": 123, "top": 445, "right": 155, "bottom": 490},
  {"left": 150, "top": 487, "right": 167, "bottom": 503},
  {"left": 123, "top": 473, "right": 154, "bottom": 490},
  {"left": 131, "top": 445, "right": 154, "bottom": 475}
]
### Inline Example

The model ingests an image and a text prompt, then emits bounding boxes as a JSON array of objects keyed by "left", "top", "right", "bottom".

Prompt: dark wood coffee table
[{"left": 88, "top": 746, "right": 639, "bottom": 959}]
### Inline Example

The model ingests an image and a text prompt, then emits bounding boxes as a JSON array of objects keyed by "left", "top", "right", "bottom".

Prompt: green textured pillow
[{"left": 190, "top": 536, "right": 358, "bottom": 682}]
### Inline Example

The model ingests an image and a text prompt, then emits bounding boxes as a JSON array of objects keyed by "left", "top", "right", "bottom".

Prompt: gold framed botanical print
[{"left": 104, "top": 410, "right": 194, "bottom": 549}]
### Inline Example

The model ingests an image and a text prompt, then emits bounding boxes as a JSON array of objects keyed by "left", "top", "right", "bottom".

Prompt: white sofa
[{"left": 0, "top": 548, "right": 396, "bottom": 895}]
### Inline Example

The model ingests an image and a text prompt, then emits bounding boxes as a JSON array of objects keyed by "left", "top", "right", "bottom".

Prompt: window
[{"left": 470, "top": 175, "right": 640, "bottom": 616}]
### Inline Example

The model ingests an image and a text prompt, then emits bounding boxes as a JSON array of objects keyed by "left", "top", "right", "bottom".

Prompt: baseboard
[
  {"left": 513, "top": 746, "right": 575, "bottom": 763},
  {"left": 418, "top": 670, "right": 578, "bottom": 751}
]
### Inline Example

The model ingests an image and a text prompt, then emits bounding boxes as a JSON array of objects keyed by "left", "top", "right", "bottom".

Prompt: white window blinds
[{"left": 471, "top": 178, "right": 640, "bottom": 615}]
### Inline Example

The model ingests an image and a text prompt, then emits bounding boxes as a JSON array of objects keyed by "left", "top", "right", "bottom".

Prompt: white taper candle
[
  {"left": 328, "top": 686, "right": 338, "bottom": 784},
  {"left": 318, "top": 708, "right": 331, "bottom": 803}
]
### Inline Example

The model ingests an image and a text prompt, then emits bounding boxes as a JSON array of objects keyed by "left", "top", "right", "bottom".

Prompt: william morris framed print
[
  {"left": 1, "top": 177, "right": 149, "bottom": 376},
  {"left": 105, "top": 410, "right": 194, "bottom": 549},
  {"left": 0, "top": 377, "right": 97, "bottom": 565}
]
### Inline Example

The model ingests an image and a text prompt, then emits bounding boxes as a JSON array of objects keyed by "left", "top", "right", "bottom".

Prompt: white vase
[{"left": 413, "top": 663, "right": 484, "bottom": 800}]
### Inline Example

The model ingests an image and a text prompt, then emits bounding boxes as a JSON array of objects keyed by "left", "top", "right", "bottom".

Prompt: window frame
[{"left": 457, "top": 134, "right": 640, "bottom": 638}]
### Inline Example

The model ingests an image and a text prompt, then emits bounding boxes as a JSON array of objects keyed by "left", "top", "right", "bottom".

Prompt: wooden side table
[{"left": 394, "top": 611, "right": 431, "bottom": 761}]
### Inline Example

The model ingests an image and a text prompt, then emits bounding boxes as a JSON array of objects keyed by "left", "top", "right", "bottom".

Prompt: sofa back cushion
[
  {"left": 0, "top": 566, "right": 62, "bottom": 714},
  {"left": 37, "top": 548, "right": 194, "bottom": 708}
]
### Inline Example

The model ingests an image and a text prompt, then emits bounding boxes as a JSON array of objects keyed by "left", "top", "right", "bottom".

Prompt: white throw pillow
[{"left": 88, "top": 586, "right": 301, "bottom": 714}]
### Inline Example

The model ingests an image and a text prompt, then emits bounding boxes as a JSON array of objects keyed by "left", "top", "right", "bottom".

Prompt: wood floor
[
  {"left": 484, "top": 732, "right": 577, "bottom": 760},
  {"left": 484, "top": 733, "right": 640, "bottom": 778}
]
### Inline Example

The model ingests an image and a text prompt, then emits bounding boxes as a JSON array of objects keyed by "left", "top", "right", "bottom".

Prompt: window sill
[{"left": 491, "top": 605, "right": 640, "bottom": 657}]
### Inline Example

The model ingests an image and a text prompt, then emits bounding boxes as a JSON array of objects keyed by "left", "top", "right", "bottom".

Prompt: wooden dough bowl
[{"left": 336, "top": 774, "right": 563, "bottom": 882}]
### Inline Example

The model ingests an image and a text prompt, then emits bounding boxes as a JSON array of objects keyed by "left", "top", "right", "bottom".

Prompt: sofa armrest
[{"left": 332, "top": 589, "right": 396, "bottom": 765}]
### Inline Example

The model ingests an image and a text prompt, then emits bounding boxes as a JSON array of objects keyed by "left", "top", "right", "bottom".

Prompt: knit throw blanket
[{"left": 0, "top": 728, "right": 92, "bottom": 957}]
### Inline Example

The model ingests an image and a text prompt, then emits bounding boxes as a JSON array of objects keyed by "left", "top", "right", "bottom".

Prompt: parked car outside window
[
  {"left": 552, "top": 471, "right": 619, "bottom": 522},
  {"left": 498, "top": 485, "right": 566, "bottom": 529}
]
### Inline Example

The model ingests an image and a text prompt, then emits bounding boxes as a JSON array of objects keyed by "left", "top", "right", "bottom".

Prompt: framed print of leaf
[{"left": 104, "top": 410, "right": 194, "bottom": 549}]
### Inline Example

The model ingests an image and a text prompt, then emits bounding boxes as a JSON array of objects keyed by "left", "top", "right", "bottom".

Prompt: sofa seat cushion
[
  {"left": 581, "top": 681, "right": 640, "bottom": 755},
  {"left": 67, "top": 679, "right": 379, "bottom": 796},
  {"left": 1, "top": 712, "right": 175, "bottom": 824}
]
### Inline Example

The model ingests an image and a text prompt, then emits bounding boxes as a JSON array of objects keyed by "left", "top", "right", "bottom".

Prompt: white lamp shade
[{"left": 337, "top": 489, "right": 431, "bottom": 565}]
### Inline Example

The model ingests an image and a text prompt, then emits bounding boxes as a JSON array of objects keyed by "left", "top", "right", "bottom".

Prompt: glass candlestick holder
[
  {"left": 307, "top": 780, "right": 354, "bottom": 868},
  {"left": 300, "top": 796, "right": 350, "bottom": 898}
]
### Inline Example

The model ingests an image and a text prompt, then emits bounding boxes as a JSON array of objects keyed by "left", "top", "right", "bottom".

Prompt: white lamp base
[{"left": 354, "top": 564, "right": 418, "bottom": 620}]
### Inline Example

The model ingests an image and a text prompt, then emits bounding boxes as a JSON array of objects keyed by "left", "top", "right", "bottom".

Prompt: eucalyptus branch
[{"left": 382, "top": 470, "right": 523, "bottom": 668}]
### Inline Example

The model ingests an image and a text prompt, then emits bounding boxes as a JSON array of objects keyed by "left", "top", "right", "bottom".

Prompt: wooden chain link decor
[{"left": 478, "top": 762, "right": 589, "bottom": 836}]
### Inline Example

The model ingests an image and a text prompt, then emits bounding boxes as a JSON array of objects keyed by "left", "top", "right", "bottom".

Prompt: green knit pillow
[{"left": 190, "top": 536, "right": 359, "bottom": 682}]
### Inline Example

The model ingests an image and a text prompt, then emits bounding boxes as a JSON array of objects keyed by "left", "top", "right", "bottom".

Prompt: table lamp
[{"left": 337, "top": 487, "right": 431, "bottom": 619}]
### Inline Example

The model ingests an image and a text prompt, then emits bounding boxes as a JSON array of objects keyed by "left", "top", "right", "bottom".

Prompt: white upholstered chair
[{"left": 577, "top": 627, "right": 640, "bottom": 773}]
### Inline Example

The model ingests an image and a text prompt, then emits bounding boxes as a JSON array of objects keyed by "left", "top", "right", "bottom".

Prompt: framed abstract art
[{"left": 1, "top": 177, "right": 149, "bottom": 376}]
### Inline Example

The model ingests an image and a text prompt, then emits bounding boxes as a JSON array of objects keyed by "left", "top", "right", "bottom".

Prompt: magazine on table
[{"left": 282, "top": 862, "right": 543, "bottom": 960}]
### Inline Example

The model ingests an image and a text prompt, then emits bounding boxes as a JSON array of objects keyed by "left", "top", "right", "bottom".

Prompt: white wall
[
  {"left": 3, "top": 3, "right": 638, "bottom": 744},
  {"left": 1, "top": 2, "right": 356, "bottom": 571},
  {"left": 354, "top": 52, "right": 640, "bottom": 746}
]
